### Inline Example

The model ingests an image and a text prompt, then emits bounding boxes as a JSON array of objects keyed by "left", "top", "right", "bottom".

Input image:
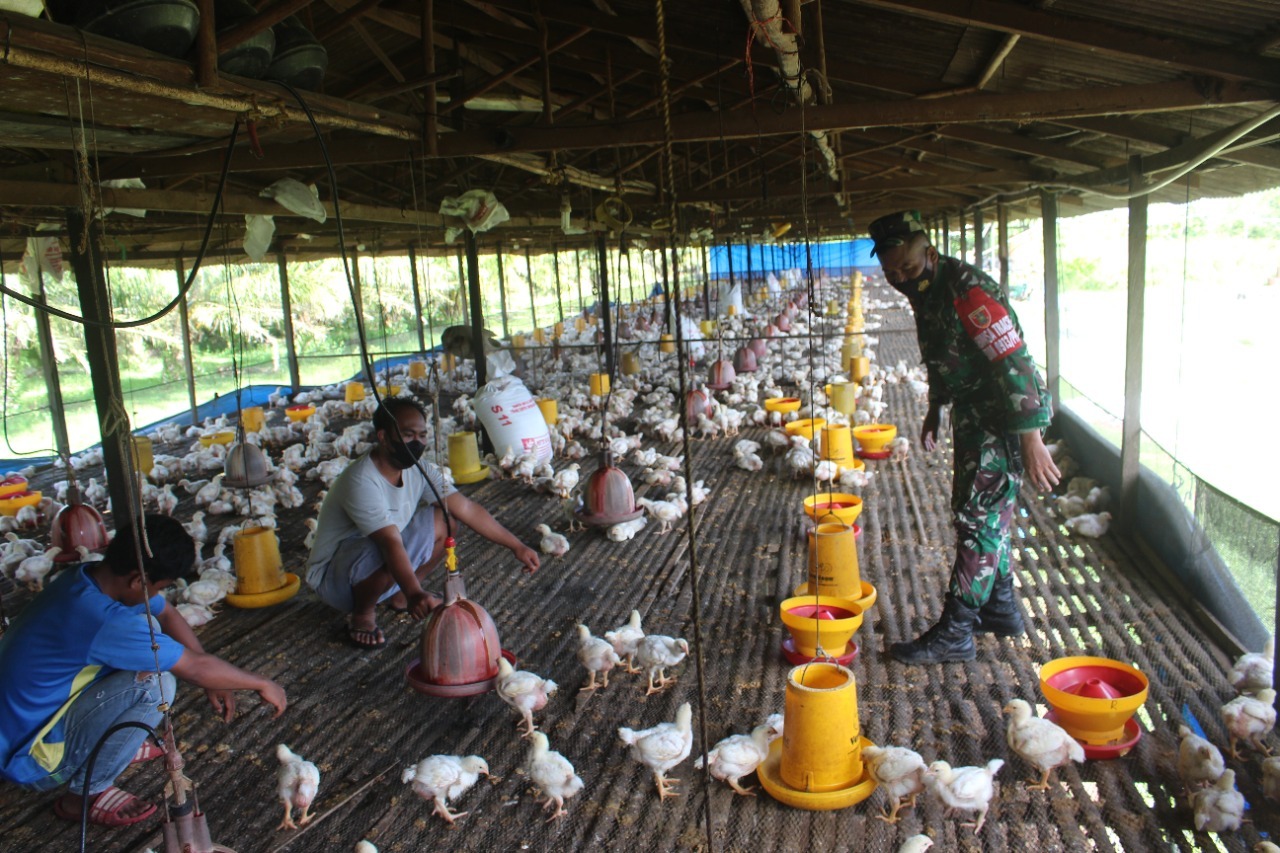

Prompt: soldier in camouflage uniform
[{"left": 868, "top": 210, "right": 1060, "bottom": 664}]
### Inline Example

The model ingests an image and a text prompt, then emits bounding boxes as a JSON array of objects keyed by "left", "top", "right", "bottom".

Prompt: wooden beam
[
  {"left": 217, "top": 0, "right": 319, "bottom": 54},
  {"left": 1120, "top": 156, "right": 1146, "bottom": 528},
  {"left": 277, "top": 252, "right": 302, "bottom": 389},
  {"left": 175, "top": 258, "right": 199, "bottom": 424},
  {"left": 435, "top": 79, "right": 1278, "bottom": 156},
  {"left": 439, "top": 27, "right": 591, "bottom": 115},
  {"left": 848, "top": 0, "right": 1280, "bottom": 83},
  {"left": 316, "top": 0, "right": 383, "bottom": 40},
  {"left": 1041, "top": 190, "right": 1060, "bottom": 411},
  {"left": 422, "top": 0, "right": 437, "bottom": 154},
  {"left": 997, "top": 201, "right": 1009, "bottom": 294},
  {"left": 937, "top": 125, "right": 1120, "bottom": 170},
  {"left": 1059, "top": 116, "right": 1280, "bottom": 172},
  {"left": 195, "top": 0, "right": 218, "bottom": 88}
]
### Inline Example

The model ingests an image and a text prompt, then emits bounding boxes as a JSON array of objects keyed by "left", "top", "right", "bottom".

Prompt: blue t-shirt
[{"left": 0, "top": 566, "right": 185, "bottom": 785}]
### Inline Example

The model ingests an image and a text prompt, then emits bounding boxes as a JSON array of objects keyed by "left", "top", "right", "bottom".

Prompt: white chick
[
  {"left": 813, "top": 459, "right": 840, "bottom": 486},
  {"left": 525, "top": 731, "right": 584, "bottom": 822},
  {"left": 1263, "top": 755, "right": 1280, "bottom": 802},
  {"left": 576, "top": 623, "right": 620, "bottom": 693},
  {"left": 15, "top": 504, "right": 39, "bottom": 530},
  {"left": 1178, "top": 725, "right": 1226, "bottom": 793},
  {"left": 1230, "top": 635, "right": 1274, "bottom": 695},
  {"left": 637, "top": 497, "right": 683, "bottom": 534},
  {"left": 839, "top": 466, "right": 874, "bottom": 490},
  {"left": 1190, "top": 768, "right": 1244, "bottom": 832},
  {"left": 899, "top": 836, "right": 934, "bottom": 853},
  {"left": 695, "top": 724, "right": 772, "bottom": 795},
  {"left": 1065, "top": 511, "right": 1111, "bottom": 538},
  {"left": 1003, "top": 699, "right": 1084, "bottom": 790},
  {"left": 15, "top": 547, "right": 62, "bottom": 591},
  {"left": 734, "top": 451, "right": 764, "bottom": 472},
  {"left": 303, "top": 517, "right": 318, "bottom": 550},
  {"left": 176, "top": 603, "right": 216, "bottom": 627},
  {"left": 275, "top": 744, "right": 320, "bottom": 830},
  {"left": 496, "top": 657, "right": 558, "bottom": 737},
  {"left": 355, "top": 842, "right": 378, "bottom": 853},
  {"left": 925, "top": 758, "right": 1004, "bottom": 833},
  {"left": 184, "top": 511, "right": 207, "bottom": 546},
  {"left": 619, "top": 702, "right": 694, "bottom": 800},
  {"left": 535, "top": 523, "right": 570, "bottom": 557},
  {"left": 551, "top": 464, "right": 580, "bottom": 499},
  {"left": 607, "top": 516, "right": 647, "bottom": 541},
  {"left": 154, "top": 484, "right": 179, "bottom": 516},
  {"left": 784, "top": 436, "right": 815, "bottom": 478},
  {"left": 1221, "top": 689, "right": 1276, "bottom": 758},
  {"left": 194, "top": 473, "right": 225, "bottom": 506},
  {"left": 401, "top": 755, "right": 490, "bottom": 825},
  {"left": 635, "top": 634, "right": 689, "bottom": 695},
  {"left": 605, "top": 609, "right": 645, "bottom": 673},
  {"left": 888, "top": 436, "right": 911, "bottom": 461},
  {"left": 182, "top": 578, "right": 225, "bottom": 608},
  {"left": 861, "top": 744, "right": 926, "bottom": 822}
]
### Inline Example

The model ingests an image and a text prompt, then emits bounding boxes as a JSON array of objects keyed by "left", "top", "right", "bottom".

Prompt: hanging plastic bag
[
  {"left": 440, "top": 189, "right": 509, "bottom": 234},
  {"left": 766, "top": 271, "right": 782, "bottom": 295},
  {"left": 18, "top": 236, "right": 63, "bottom": 287},
  {"left": 261, "top": 178, "right": 327, "bottom": 223},
  {"left": 720, "top": 281, "right": 745, "bottom": 317},
  {"left": 100, "top": 178, "right": 148, "bottom": 217},
  {"left": 243, "top": 214, "right": 275, "bottom": 261},
  {"left": 474, "top": 375, "right": 552, "bottom": 462}
]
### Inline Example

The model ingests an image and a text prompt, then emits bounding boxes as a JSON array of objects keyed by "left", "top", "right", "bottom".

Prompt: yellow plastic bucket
[
  {"left": 233, "top": 526, "right": 285, "bottom": 595},
  {"left": 700, "top": 319, "right": 717, "bottom": 336},
  {"left": 441, "top": 352, "right": 457, "bottom": 373},
  {"left": 826, "top": 382, "right": 859, "bottom": 415},
  {"left": 131, "top": 436, "right": 154, "bottom": 474},
  {"left": 849, "top": 356, "right": 871, "bottom": 383},
  {"left": 589, "top": 373, "right": 611, "bottom": 397},
  {"left": 780, "top": 663, "right": 864, "bottom": 792},
  {"left": 620, "top": 352, "right": 641, "bottom": 376},
  {"left": 575, "top": 317, "right": 587, "bottom": 332},
  {"left": 345, "top": 382, "right": 365, "bottom": 403},
  {"left": 240, "top": 406, "right": 265, "bottom": 433},
  {"left": 534, "top": 328, "right": 547, "bottom": 344},
  {"left": 448, "top": 431, "right": 483, "bottom": 476},
  {"left": 408, "top": 360, "right": 427, "bottom": 379},
  {"left": 821, "top": 424, "right": 855, "bottom": 467},
  {"left": 807, "top": 522, "right": 861, "bottom": 597},
  {"left": 537, "top": 398, "right": 558, "bottom": 426},
  {"left": 659, "top": 334, "right": 675, "bottom": 354},
  {"left": 512, "top": 334, "right": 525, "bottom": 350}
]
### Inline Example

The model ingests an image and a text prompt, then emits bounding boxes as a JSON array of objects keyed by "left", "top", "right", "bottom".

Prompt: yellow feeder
[
  {"left": 285, "top": 405, "right": 315, "bottom": 423},
  {"left": 849, "top": 356, "right": 871, "bottom": 383},
  {"left": 659, "top": 334, "right": 675, "bottom": 353},
  {"left": 795, "top": 579, "right": 878, "bottom": 613},
  {"left": 448, "top": 431, "right": 490, "bottom": 485},
  {"left": 575, "top": 317, "right": 587, "bottom": 332},
  {"left": 807, "top": 522, "right": 861, "bottom": 598},
  {"left": 408, "top": 360, "right": 427, "bottom": 379},
  {"left": 820, "top": 424, "right": 856, "bottom": 469},
  {"left": 620, "top": 352, "right": 641, "bottom": 376},
  {"left": 726, "top": 304, "right": 737, "bottom": 317},
  {"left": 779, "top": 596, "right": 863, "bottom": 659},
  {"left": 589, "top": 373, "right": 611, "bottom": 397},
  {"left": 0, "top": 490, "right": 42, "bottom": 516},
  {"left": 131, "top": 435, "right": 154, "bottom": 474},
  {"left": 700, "top": 319, "right": 717, "bottom": 336},
  {"left": 198, "top": 431, "right": 235, "bottom": 448},
  {"left": 345, "top": 382, "right": 366, "bottom": 403},
  {"left": 758, "top": 663, "right": 877, "bottom": 810},
  {"left": 537, "top": 398, "right": 558, "bottom": 426},
  {"left": 377, "top": 385, "right": 402, "bottom": 397},
  {"left": 764, "top": 396, "right": 802, "bottom": 414},
  {"left": 825, "top": 382, "right": 859, "bottom": 415},
  {"left": 440, "top": 352, "right": 457, "bottom": 373},
  {"left": 512, "top": 334, "right": 525, "bottom": 350},
  {"left": 534, "top": 327, "right": 547, "bottom": 344},
  {"left": 853, "top": 423, "right": 897, "bottom": 458},
  {"left": 225, "top": 526, "right": 300, "bottom": 608},
  {"left": 852, "top": 271, "right": 864, "bottom": 287},
  {"left": 240, "top": 406, "right": 265, "bottom": 433},
  {"left": 802, "top": 492, "right": 863, "bottom": 526},
  {"left": 1039, "top": 656, "right": 1149, "bottom": 746},
  {"left": 785, "top": 418, "right": 826, "bottom": 441}
]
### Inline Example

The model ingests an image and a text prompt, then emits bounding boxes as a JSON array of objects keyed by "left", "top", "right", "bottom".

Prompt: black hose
[{"left": 76, "top": 721, "right": 160, "bottom": 853}]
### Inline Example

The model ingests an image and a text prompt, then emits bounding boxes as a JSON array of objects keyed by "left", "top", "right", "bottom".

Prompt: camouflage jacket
[{"left": 903, "top": 255, "right": 1052, "bottom": 433}]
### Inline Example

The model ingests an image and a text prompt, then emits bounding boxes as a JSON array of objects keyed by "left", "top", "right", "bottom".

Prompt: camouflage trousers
[{"left": 948, "top": 408, "right": 1024, "bottom": 608}]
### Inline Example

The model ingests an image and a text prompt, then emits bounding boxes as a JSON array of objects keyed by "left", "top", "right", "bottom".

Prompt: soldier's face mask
[{"left": 882, "top": 250, "right": 934, "bottom": 294}]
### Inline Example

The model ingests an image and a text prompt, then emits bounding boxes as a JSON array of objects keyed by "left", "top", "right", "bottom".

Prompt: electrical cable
[{"left": 76, "top": 721, "right": 161, "bottom": 853}]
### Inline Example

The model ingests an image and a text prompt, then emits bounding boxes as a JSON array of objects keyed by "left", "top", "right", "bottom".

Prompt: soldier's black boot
[
  {"left": 889, "top": 594, "right": 980, "bottom": 664},
  {"left": 975, "top": 571, "right": 1025, "bottom": 636}
]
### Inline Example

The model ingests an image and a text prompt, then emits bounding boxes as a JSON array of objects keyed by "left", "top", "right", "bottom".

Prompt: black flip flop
[{"left": 347, "top": 624, "right": 387, "bottom": 649}]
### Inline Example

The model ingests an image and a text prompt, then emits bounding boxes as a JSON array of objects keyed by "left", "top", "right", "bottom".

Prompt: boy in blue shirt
[{"left": 0, "top": 514, "right": 287, "bottom": 827}]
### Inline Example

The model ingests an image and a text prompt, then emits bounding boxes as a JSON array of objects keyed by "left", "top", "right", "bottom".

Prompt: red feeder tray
[
  {"left": 856, "top": 449, "right": 892, "bottom": 460},
  {"left": 781, "top": 637, "right": 859, "bottom": 666},
  {"left": 1044, "top": 710, "right": 1142, "bottom": 760},
  {"left": 405, "top": 649, "right": 517, "bottom": 698}
]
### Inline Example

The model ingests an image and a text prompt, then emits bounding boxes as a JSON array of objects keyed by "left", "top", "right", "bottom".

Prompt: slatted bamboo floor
[{"left": 0, "top": 311, "right": 1275, "bottom": 853}]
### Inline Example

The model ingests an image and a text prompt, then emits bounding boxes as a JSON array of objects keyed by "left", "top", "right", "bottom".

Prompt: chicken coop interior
[{"left": 0, "top": 0, "right": 1278, "bottom": 851}]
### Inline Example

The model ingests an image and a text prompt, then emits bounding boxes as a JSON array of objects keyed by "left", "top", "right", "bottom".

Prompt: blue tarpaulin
[{"left": 707, "top": 239, "right": 877, "bottom": 278}]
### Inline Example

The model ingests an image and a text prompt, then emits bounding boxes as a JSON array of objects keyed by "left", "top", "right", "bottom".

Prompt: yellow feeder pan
[
  {"left": 779, "top": 595, "right": 863, "bottom": 658},
  {"left": 131, "top": 435, "right": 154, "bottom": 474},
  {"left": 345, "top": 382, "right": 366, "bottom": 403},
  {"left": 534, "top": 328, "right": 547, "bottom": 344},
  {"left": 758, "top": 664, "right": 877, "bottom": 811},
  {"left": 853, "top": 423, "right": 896, "bottom": 458},
  {"left": 785, "top": 418, "right": 826, "bottom": 441},
  {"left": 198, "top": 430, "right": 236, "bottom": 448},
  {"left": 0, "top": 490, "right": 42, "bottom": 516},
  {"left": 659, "top": 333, "right": 676, "bottom": 353},
  {"left": 849, "top": 356, "right": 871, "bottom": 383},
  {"left": 377, "top": 385, "right": 403, "bottom": 397},
  {"left": 440, "top": 352, "right": 457, "bottom": 373},
  {"left": 765, "top": 396, "right": 802, "bottom": 414},
  {"left": 794, "top": 580, "right": 879, "bottom": 612},
  {"left": 240, "top": 406, "right": 265, "bottom": 433},
  {"left": 226, "top": 526, "right": 299, "bottom": 608},
  {"left": 620, "top": 352, "right": 641, "bottom": 376},
  {"left": 408, "top": 360, "right": 427, "bottom": 379},
  {"left": 0, "top": 475, "right": 28, "bottom": 499},
  {"left": 285, "top": 404, "right": 315, "bottom": 423},
  {"left": 448, "top": 431, "right": 490, "bottom": 485},
  {"left": 700, "top": 319, "right": 717, "bottom": 336},
  {"left": 589, "top": 373, "right": 611, "bottom": 397},
  {"left": 820, "top": 424, "right": 856, "bottom": 468},
  {"left": 1039, "top": 656, "right": 1149, "bottom": 746},
  {"left": 803, "top": 493, "right": 862, "bottom": 525},
  {"left": 537, "top": 398, "right": 558, "bottom": 426}
]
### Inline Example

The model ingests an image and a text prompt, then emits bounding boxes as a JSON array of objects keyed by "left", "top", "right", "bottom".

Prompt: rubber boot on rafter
[
  {"left": 975, "top": 571, "right": 1025, "bottom": 637},
  {"left": 889, "top": 594, "right": 979, "bottom": 664}
]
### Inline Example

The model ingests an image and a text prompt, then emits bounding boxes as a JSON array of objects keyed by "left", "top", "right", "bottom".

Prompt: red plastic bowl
[{"left": 786, "top": 604, "right": 855, "bottom": 621}]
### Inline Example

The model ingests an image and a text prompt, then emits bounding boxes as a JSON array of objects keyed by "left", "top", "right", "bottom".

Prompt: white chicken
[
  {"left": 1221, "top": 689, "right": 1276, "bottom": 758},
  {"left": 619, "top": 702, "right": 694, "bottom": 800},
  {"left": 303, "top": 518, "right": 318, "bottom": 550},
  {"left": 861, "top": 744, "right": 926, "bottom": 822},
  {"left": 401, "top": 754, "right": 491, "bottom": 825},
  {"left": 1190, "top": 768, "right": 1245, "bottom": 832},
  {"left": 495, "top": 657, "right": 557, "bottom": 737},
  {"left": 605, "top": 609, "right": 645, "bottom": 673},
  {"left": 535, "top": 523, "right": 571, "bottom": 557},
  {"left": 551, "top": 463, "right": 580, "bottom": 499},
  {"left": 888, "top": 436, "right": 911, "bottom": 461},
  {"left": 184, "top": 511, "right": 207, "bottom": 547},
  {"left": 1230, "top": 635, "right": 1274, "bottom": 695},
  {"left": 15, "top": 547, "right": 61, "bottom": 591},
  {"left": 925, "top": 758, "right": 1004, "bottom": 833},
  {"left": 607, "top": 516, "right": 647, "bottom": 541},
  {"left": 193, "top": 473, "right": 224, "bottom": 506},
  {"left": 1177, "top": 725, "right": 1225, "bottom": 793},
  {"left": 576, "top": 623, "right": 620, "bottom": 692},
  {"left": 784, "top": 436, "right": 815, "bottom": 478},
  {"left": 524, "top": 731, "right": 584, "bottom": 821},
  {"left": 637, "top": 497, "right": 684, "bottom": 534},
  {"left": 182, "top": 578, "right": 225, "bottom": 608},
  {"left": 695, "top": 723, "right": 772, "bottom": 795},
  {"left": 1003, "top": 698, "right": 1084, "bottom": 790},
  {"left": 1263, "top": 755, "right": 1280, "bottom": 802},
  {"left": 899, "top": 836, "right": 934, "bottom": 853},
  {"left": 354, "top": 842, "right": 378, "bottom": 853},
  {"left": 635, "top": 634, "right": 689, "bottom": 695},
  {"left": 1065, "top": 511, "right": 1111, "bottom": 538},
  {"left": 176, "top": 603, "right": 216, "bottom": 627},
  {"left": 813, "top": 459, "right": 840, "bottom": 486},
  {"left": 275, "top": 744, "right": 320, "bottom": 830}
]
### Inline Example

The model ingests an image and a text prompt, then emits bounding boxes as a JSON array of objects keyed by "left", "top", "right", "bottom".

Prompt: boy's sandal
[
  {"left": 347, "top": 623, "right": 387, "bottom": 648},
  {"left": 130, "top": 739, "right": 166, "bottom": 765},
  {"left": 53, "top": 786, "right": 158, "bottom": 827}
]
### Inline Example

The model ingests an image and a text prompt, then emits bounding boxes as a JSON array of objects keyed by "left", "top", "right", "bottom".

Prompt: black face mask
[
  {"left": 388, "top": 439, "right": 427, "bottom": 470},
  {"left": 888, "top": 258, "right": 934, "bottom": 296}
]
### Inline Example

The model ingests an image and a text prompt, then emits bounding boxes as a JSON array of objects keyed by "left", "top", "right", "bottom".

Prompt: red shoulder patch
[{"left": 954, "top": 287, "right": 1022, "bottom": 361}]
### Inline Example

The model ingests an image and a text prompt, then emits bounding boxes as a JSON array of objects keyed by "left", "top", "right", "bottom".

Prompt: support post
[
  {"left": 942, "top": 212, "right": 951, "bottom": 256},
  {"left": 67, "top": 210, "right": 133, "bottom": 521},
  {"left": 408, "top": 245, "right": 427, "bottom": 353},
  {"left": 174, "top": 258, "right": 198, "bottom": 423},
  {"left": 464, "top": 231, "right": 487, "bottom": 391},
  {"left": 421, "top": 0, "right": 437, "bottom": 155},
  {"left": 725, "top": 241, "right": 735, "bottom": 313},
  {"left": 960, "top": 211, "right": 968, "bottom": 264},
  {"left": 30, "top": 267, "right": 70, "bottom": 459},
  {"left": 701, "top": 242, "right": 711, "bottom": 317},
  {"left": 194, "top": 0, "right": 218, "bottom": 88},
  {"left": 495, "top": 243, "right": 509, "bottom": 339},
  {"left": 351, "top": 248, "right": 364, "bottom": 322},
  {"left": 1041, "top": 191, "right": 1061, "bottom": 411},
  {"left": 552, "top": 247, "right": 564, "bottom": 322},
  {"left": 575, "top": 249, "right": 584, "bottom": 313},
  {"left": 997, "top": 202, "right": 1010, "bottom": 295},
  {"left": 524, "top": 247, "right": 538, "bottom": 332},
  {"left": 455, "top": 246, "right": 469, "bottom": 325},
  {"left": 595, "top": 233, "right": 615, "bottom": 378},
  {"left": 275, "top": 253, "right": 301, "bottom": 391},
  {"left": 660, "top": 242, "right": 672, "bottom": 331},
  {"left": 1120, "top": 157, "right": 1147, "bottom": 528},
  {"left": 744, "top": 236, "right": 753, "bottom": 297},
  {"left": 973, "top": 207, "right": 985, "bottom": 272}
]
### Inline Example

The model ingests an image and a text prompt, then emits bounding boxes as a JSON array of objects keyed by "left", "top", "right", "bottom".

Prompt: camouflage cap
[{"left": 867, "top": 210, "right": 926, "bottom": 256}]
